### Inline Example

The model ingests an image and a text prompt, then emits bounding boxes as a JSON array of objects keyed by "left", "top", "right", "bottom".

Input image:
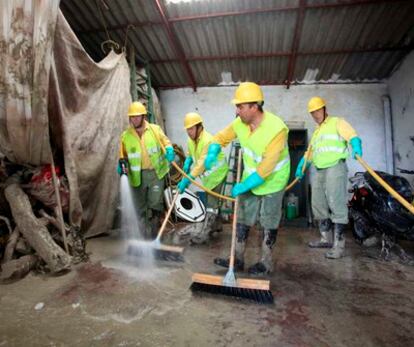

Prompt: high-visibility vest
[
  {"left": 188, "top": 130, "right": 228, "bottom": 190},
  {"left": 232, "top": 111, "right": 290, "bottom": 195},
  {"left": 310, "top": 116, "right": 348, "bottom": 169},
  {"left": 121, "top": 125, "right": 169, "bottom": 187}
]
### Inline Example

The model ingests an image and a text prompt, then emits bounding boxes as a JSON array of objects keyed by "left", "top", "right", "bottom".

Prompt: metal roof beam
[
  {"left": 150, "top": 45, "right": 412, "bottom": 64},
  {"left": 74, "top": 0, "right": 408, "bottom": 35},
  {"left": 286, "top": 0, "right": 307, "bottom": 89},
  {"left": 153, "top": 0, "right": 197, "bottom": 91}
]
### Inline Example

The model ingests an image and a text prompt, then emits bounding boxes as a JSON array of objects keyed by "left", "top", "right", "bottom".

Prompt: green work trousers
[
  {"left": 311, "top": 160, "right": 349, "bottom": 224},
  {"left": 237, "top": 190, "right": 284, "bottom": 229},
  {"left": 131, "top": 169, "right": 165, "bottom": 224},
  {"left": 206, "top": 183, "right": 223, "bottom": 211}
]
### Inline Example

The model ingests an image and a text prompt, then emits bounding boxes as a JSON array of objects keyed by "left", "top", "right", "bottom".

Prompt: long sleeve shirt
[
  {"left": 188, "top": 131, "right": 211, "bottom": 178},
  {"left": 212, "top": 123, "right": 288, "bottom": 179},
  {"left": 305, "top": 116, "right": 357, "bottom": 160},
  {"left": 120, "top": 121, "right": 171, "bottom": 169}
]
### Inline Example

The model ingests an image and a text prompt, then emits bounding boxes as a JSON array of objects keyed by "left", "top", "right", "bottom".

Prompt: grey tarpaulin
[{"left": 0, "top": 1, "right": 131, "bottom": 237}]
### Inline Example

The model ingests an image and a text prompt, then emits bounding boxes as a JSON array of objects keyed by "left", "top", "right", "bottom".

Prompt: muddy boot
[
  {"left": 213, "top": 223, "right": 249, "bottom": 271},
  {"left": 211, "top": 214, "right": 223, "bottom": 233},
  {"left": 325, "top": 223, "right": 346, "bottom": 259},
  {"left": 308, "top": 219, "right": 333, "bottom": 248},
  {"left": 248, "top": 228, "right": 278, "bottom": 275}
]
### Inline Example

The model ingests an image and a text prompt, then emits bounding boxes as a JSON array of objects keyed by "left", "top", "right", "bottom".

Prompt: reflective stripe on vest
[
  {"left": 121, "top": 125, "right": 169, "bottom": 187},
  {"left": 244, "top": 155, "right": 290, "bottom": 175},
  {"left": 232, "top": 111, "right": 290, "bottom": 195},
  {"left": 128, "top": 153, "right": 141, "bottom": 159},
  {"left": 310, "top": 117, "right": 348, "bottom": 169},
  {"left": 188, "top": 130, "right": 228, "bottom": 190},
  {"left": 200, "top": 159, "right": 226, "bottom": 178}
]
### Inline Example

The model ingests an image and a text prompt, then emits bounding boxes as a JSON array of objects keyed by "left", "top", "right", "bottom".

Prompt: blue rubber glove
[
  {"left": 165, "top": 146, "right": 175, "bottom": 163},
  {"left": 177, "top": 175, "right": 194, "bottom": 193},
  {"left": 232, "top": 172, "right": 265, "bottom": 197},
  {"left": 295, "top": 157, "right": 310, "bottom": 180},
  {"left": 183, "top": 156, "right": 193, "bottom": 174},
  {"left": 350, "top": 137, "right": 362, "bottom": 159},
  {"left": 117, "top": 159, "right": 128, "bottom": 176},
  {"left": 204, "top": 143, "right": 221, "bottom": 170}
]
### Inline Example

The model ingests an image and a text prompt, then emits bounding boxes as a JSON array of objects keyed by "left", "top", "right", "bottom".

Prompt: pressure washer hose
[
  {"left": 149, "top": 125, "right": 236, "bottom": 202},
  {"left": 285, "top": 145, "right": 312, "bottom": 192},
  {"left": 356, "top": 155, "right": 414, "bottom": 215}
]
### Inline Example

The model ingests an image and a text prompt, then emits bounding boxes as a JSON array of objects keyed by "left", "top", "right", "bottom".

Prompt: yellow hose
[
  {"left": 149, "top": 125, "right": 235, "bottom": 202},
  {"left": 356, "top": 155, "right": 414, "bottom": 215},
  {"left": 171, "top": 161, "right": 235, "bottom": 202},
  {"left": 285, "top": 145, "right": 312, "bottom": 192}
]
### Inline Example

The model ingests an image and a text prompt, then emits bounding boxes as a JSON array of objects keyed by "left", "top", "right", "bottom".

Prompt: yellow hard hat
[
  {"left": 231, "top": 82, "right": 264, "bottom": 105},
  {"left": 127, "top": 101, "right": 147, "bottom": 117},
  {"left": 308, "top": 97, "right": 326, "bottom": 113},
  {"left": 184, "top": 112, "right": 203, "bottom": 129}
]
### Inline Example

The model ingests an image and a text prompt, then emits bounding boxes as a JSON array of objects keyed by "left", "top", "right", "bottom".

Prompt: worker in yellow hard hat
[
  {"left": 204, "top": 82, "right": 290, "bottom": 275},
  {"left": 294, "top": 96, "right": 363, "bottom": 259},
  {"left": 176, "top": 112, "right": 229, "bottom": 244},
  {"left": 118, "top": 101, "right": 175, "bottom": 238}
]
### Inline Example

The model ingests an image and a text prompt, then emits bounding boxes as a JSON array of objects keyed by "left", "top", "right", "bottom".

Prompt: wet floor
[{"left": 1, "top": 226, "right": 413, "bottom": 346}]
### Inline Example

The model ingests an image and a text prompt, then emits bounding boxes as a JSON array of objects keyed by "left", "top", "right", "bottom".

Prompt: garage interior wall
[
  {"left": 387, "top": 51, "right": 414, "bottom": 187},
  {"left": 160, "top": 83, "right": 389, "bottom": 181}
]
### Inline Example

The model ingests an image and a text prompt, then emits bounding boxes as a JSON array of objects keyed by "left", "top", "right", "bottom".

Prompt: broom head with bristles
[
  {"left": 127, "top": 239, "right": 184, "bottom": 262},
  {"left": 190, "top": 272, "right": 274, "bottom": 304}
]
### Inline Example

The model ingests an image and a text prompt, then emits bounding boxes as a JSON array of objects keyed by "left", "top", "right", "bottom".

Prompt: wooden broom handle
[
  {"left": 155, "top": 190, "right": 180, "bottom": 242},
  {"left": 229, "top": 148, "right": 243, "bottom": 270},
  {"left": 285, "top": 144, "right": 312, "bottom": 192},
  {"left": 356, "top": 155, "right": 414, "bottom": 215}
]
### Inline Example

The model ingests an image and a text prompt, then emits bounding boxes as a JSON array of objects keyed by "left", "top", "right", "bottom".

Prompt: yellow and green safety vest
[
  {"left": 121, "top": 125, "right": 169, "bottom": 187},
  {"left": 188, "top": 130, "right": 228, "bottom": 190},
  {"left": 310, "top": 116, "right": 348, "bottom": 169},
  {"left": 232, "top": 111, "right": 290, "bottom": 195}
]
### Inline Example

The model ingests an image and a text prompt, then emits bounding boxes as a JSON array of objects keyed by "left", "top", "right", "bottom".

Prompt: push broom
[
  {"left": 127, "top": 188, "right": 184, "bottom": 261},
  {"left": 190, "top": 149, "right": 274, "bottom": 304}
]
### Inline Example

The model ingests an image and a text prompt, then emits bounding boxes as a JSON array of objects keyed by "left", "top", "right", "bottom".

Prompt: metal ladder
[
  {"left": 219, "top": 141, "right": 241, "bottom": 216},
  {"left": 129, "top": 48, "right": 155, "bottom": 124}
]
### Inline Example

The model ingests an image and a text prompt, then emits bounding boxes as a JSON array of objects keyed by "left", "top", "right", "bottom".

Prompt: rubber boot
[
  {"left": 214, "top": 223, "right": 249, "bottom": 271},
  {"left": 248, "top": 228, "right": 278, "bottom": 275},
  {"left": 308, "top": 219, "right": 333, "bottom": 248},
  {"left": 190, "top": 212, "right": 216, "bottom": 244},
  {"left": 325, "top": 223, "right": 346, "bottom": 259},
  {"left": 211, "top": 214, "right": 223, "bottom": 233}
]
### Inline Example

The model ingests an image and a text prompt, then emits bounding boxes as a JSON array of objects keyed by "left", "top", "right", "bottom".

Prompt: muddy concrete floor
[{"left": 1, "top": 226, "right": 414, "bottom": 347}]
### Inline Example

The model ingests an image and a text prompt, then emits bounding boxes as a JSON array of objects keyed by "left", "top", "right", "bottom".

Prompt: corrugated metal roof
[{"left": 60, "top": 0, "right": 414, "bottom": 89}]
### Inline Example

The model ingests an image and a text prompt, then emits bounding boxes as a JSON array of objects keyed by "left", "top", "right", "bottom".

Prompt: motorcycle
[{"left": 348, "top": 169, "right": 414, "bottom": 264}]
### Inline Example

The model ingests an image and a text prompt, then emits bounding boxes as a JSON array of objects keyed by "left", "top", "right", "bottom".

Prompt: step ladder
[
  {"left": 219, "top": 141, "right": 241, "bottom": 216},
  {"left": 129, "top": 48, "right": 155, "bottom": 124}
]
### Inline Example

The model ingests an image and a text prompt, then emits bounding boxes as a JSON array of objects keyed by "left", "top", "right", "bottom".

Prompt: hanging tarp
[{"left": 0, "top": 1, "right": 131, "bottom": 237}]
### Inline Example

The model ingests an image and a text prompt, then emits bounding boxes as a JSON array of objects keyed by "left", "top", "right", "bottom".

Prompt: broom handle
[
  {"left": 155, "top": 190, "right": 180, "bottom": 242},
  {"left": 229, "top": 148, "right": 243, "bottom": 270},
  {"left": 356, "top": 155, "right": 414, "bottom": 215}
]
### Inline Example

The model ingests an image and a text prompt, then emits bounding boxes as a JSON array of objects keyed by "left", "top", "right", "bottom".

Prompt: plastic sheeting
[{"left": 0, "top": 1, "right": 131, "bottom": 237}]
